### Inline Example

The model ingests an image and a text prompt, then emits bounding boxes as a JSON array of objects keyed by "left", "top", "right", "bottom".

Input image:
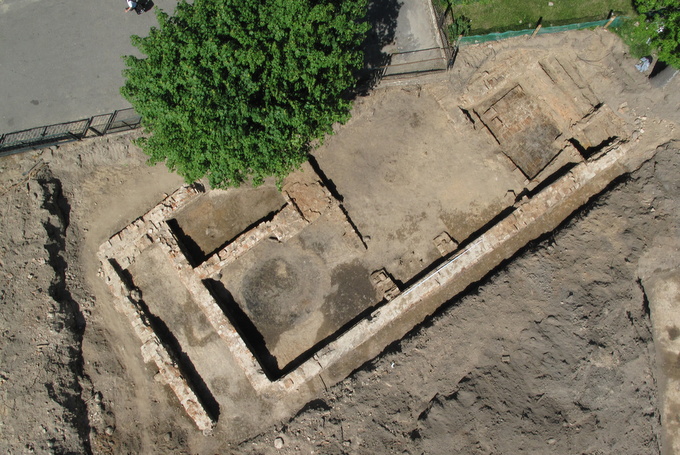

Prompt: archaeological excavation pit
[
  {"left": 167, "top": 185, "right": 287, "bottom": 266},
  {"left": 98, "top": 165, "right": 398, "bottom": 415},
  {"left": 97, "top": 47, "right": 649, "bottom": 435}
]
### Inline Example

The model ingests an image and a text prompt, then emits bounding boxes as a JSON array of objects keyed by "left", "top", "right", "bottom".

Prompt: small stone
[
  {"left": 104, "top": 426, "right": 114, "bottom": 436},
  {"left": 456, "top": 390, "right": 477, "bottom": 407},
  {"left": 274, "top": 437, "right": 284, "bottom": 449}
]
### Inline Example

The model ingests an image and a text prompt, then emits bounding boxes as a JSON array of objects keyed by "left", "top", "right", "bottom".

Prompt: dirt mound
[{"left": 0, "top": 170, "right": 90, "bottom": 454}]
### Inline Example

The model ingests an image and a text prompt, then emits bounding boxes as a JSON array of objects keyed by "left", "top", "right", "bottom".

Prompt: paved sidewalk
[
  {"left": 0, "top": 0, "right": 443, "bottom": 135},
  {"left": 383, "top": 0, "right": 446, "bottom": 77},
  {"left": 0, "top": 0, "right": 168, "bottom": 133}
]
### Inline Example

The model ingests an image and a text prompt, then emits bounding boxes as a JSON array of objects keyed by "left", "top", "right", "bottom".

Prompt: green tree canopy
[
  {"left": 122, "top": 0, "right": 369, "bottom": 188},
  {"left": 631, "top": 0, "right": 680, "bottom": 68}
]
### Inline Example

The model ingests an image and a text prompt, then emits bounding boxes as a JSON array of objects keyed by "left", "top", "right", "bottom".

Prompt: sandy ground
[{"left": 1, "top": 28, "right": 679, "bottom": 454}]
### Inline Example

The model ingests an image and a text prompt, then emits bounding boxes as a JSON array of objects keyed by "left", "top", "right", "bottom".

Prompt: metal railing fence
[
  {"left": 431, "top": 0, "right": 458, "bottom": 68},
  {"left": 0, "top": 108, "right": 142, "bottom": 158}
]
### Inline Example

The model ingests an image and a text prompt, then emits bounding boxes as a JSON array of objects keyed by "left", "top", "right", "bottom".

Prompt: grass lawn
[
  {"left": 612, "top": 17, "right": 655, "bottom": 59},
  {"left": 447, "top": 0, "right": 635, "bottom": 35}
]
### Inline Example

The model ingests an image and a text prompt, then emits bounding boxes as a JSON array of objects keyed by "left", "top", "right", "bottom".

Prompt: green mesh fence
[{"left": 458, "top": 16, "right": 622, "bottom": 45}]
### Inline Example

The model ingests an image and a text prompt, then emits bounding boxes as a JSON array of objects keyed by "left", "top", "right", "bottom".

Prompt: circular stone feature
[{"left": 241, "top": 250, "right": 327, "bottom": 329}]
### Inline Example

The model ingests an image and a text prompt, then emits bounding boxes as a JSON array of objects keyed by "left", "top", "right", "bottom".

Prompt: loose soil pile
[{"left": 0, "top": 29, "right": 679, "bottom": 454}]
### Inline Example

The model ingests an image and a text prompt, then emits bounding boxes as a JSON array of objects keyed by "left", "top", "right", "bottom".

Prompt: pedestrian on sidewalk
[{"left": 124, "top": 0, "right": 138, "bottom": 13}]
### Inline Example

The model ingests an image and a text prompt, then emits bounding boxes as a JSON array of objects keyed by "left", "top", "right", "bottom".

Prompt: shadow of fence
[
  {"left": 380, "top": 47, "right": 453, "bottom": 80},
  {"left": 0, "top": 108, "right": 141, "bottom": 157}
]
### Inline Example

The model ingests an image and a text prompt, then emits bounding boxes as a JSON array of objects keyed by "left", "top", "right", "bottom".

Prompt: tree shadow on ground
[{"left": 355, "top": 0, "right": 402, "bottom": 93}]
